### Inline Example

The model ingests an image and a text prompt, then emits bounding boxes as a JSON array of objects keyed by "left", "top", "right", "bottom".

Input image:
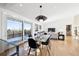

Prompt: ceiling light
[
  {"left": 39, "top": 19, "right": 43, "bottom": 22},
  {"left": 54, "top": 6, "right": 56, "bottom": 8},
  {"left": 3, "top": 11, "right": 7, "bottom": 14},
  {"left": 40, "top": 5, "right": 42, "bottom": 8},
  {"left": 35, "top": 5, "right": 47, "bottom": 22},
  {"left": 19, "top": 4, "right": 23, "bottom": 7},
  {"left": 36, "top": 15, "right": 47, "bottom": 21}
]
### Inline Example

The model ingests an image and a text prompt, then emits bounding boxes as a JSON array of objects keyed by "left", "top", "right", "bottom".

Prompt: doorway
[{"left": 66, "top": 25, "right": 72, "bottom": 36}]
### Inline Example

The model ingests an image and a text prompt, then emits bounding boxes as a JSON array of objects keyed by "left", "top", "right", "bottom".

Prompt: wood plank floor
[
  {"left": 23, "top": 36, "right": 79, "bottom": 56},
  {"left": 39, "top": 36, "right": 79, "bottom": 56},
  {"left": 2, "top": 36, "right": 79, "bottom": 56}
]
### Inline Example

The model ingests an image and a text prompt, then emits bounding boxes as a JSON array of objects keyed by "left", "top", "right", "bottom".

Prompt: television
[{"left": 48, "top": 28, "right": 55, "bottom": 32}]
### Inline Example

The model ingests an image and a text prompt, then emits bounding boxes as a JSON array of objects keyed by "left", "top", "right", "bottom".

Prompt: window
[
  {"left": 7, "top": 17, "right": 32, "bottom": 42},
  {"left": 23, "top": 22, "right": 32, "bottom": 40},
  {"left": 35, "top": 24, "right": 38, "bottom": 31},
  {"left": 7, "top": 17, "right": 23, "bottom": 41},
  {"left": 39, "top": 25, "right": 41, "bottom": 30}
]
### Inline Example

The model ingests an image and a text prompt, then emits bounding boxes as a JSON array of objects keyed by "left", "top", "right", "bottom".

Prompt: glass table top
[
  {"left": 35, "top": 34, "right": 51, "bottom": 42},
  {"left": 0, "top": 39, "right": 27, "bottom": 55}
]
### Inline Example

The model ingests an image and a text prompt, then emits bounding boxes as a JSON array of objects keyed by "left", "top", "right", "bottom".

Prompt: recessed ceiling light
[
  {"left": 3, "top": 11, "right": 7, "bottom": 14},
  {"left": 54, "top": 6, "right": 57, "bottom": 8},
  {"left": 19, "top": 4, "right": 23, "bottom": 7}
]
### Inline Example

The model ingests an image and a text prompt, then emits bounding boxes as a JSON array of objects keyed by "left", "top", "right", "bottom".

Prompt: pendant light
[{"left": 35, "top": 4, "right": 47, "bottom": 22}]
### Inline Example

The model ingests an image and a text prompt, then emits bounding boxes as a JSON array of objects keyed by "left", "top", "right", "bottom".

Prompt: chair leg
[
  {"left": 42, "top": 44, "right": 43, "bottom": 49},
  {"left": 48, "top": 42, "right": 51, "bottom": 50},
  {"left": 39, "top": 47, "right": 42, "bottom": 56},
  {"left": 28, "top": 48, "right": 31, "bottom": 55},
  {"left": 47, "top": 45, "right": 50, "bottom": 56},
  {"left": 35, "top": 49, "right": 37, "bottom": 56}
]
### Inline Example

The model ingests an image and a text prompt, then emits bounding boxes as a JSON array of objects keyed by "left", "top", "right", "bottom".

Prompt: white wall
[
  {"left": 73, "top": 15, "right": 79, "bottom": 37},
  {"left": 74, "top": 15, "right": 79, "bottom": 26},
  {"left": 0, "top": 8, "right": 2, "bottom": 39},
  {"left": 42, "top": 16, "right": 74, "bottom": 35}
]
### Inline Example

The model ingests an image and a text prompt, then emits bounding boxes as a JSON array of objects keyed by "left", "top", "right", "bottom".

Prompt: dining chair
[
  {"left": 41, "top": 37, "right": 50, "bottom": 55},
  {"left": 28, "top": 38, "right": 40, "bottom": 56}
]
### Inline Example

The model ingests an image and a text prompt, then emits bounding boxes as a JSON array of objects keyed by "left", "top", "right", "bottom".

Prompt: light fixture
[
  {"left": 54, "top": 6, "right": 56, "bottom": 8},
  {"left": 35, "top": 5, "right": 47, "bottom": 22},
  {"left": 3, "top": 11, "right": 7, "bottom": 14},
  {"left": 19, "top": 3, "right": 23, "bottom": 7},
  {"left": 36, "top": 15, "right": 47, "bottom": 21},
  {"left": 39, "top": 19, "right": 43, "bottom": 22}
]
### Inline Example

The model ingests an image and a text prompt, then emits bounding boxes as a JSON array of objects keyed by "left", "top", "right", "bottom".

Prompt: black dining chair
[
  {"left": 41, "top": 37, "right": 50, "bottom": 55},
  {"left": 28, "top": 38, "right": 40, "bottom": 56}
]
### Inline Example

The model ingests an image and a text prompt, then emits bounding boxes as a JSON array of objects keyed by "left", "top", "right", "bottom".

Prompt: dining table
[
  {"left": 35, "top": 34, "right": 51, "bottom": 44},
  {"left": 0, "top": 39, "right": 27, "bottom": 56}
]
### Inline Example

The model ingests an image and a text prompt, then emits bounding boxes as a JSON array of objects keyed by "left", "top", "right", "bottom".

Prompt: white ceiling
[{"left": 0, "top": 3, "right": 79, "bottom": 22}]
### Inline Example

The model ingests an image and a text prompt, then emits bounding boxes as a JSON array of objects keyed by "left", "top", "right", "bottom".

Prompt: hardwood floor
[
  {"left": 39, "top": 36, "right": 79, "bottom": 56},
  {"left": 18, "top": 36, "right": 79, "bottom": 56},
  {"left": 1, "top": 36, "right": 79, "bottom": 56}
]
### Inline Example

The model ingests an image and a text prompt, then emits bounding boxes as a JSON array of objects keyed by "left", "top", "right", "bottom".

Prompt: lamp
[{"left": 35, "top": 5, "right": 47, "bottom": 22}]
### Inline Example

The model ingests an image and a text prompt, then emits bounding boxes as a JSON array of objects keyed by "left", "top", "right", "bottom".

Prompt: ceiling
[{"left": 0, "top": 3, "right": 79, "bottom": 22}]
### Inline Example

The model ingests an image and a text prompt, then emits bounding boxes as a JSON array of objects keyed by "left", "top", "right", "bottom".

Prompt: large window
[
  {"left": 23, "top": 22, "right": 32, "bottom": 39},
  {"left": 7, "top": 17, "right": 32, "bottom": 42},
  {"left": 7, "top": 18, "right": 23, "bottom": 41}
]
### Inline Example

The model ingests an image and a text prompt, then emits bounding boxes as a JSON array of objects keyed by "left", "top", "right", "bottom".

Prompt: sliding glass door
[
  {"left": 7, "top": 17, "right": 32, "bottom": 42},
  {"left": 23, "top": 22, "right": 32, "bottom": 40},
  {"left": 7, "top": 18, "right": 23, "bottom": 42}
]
